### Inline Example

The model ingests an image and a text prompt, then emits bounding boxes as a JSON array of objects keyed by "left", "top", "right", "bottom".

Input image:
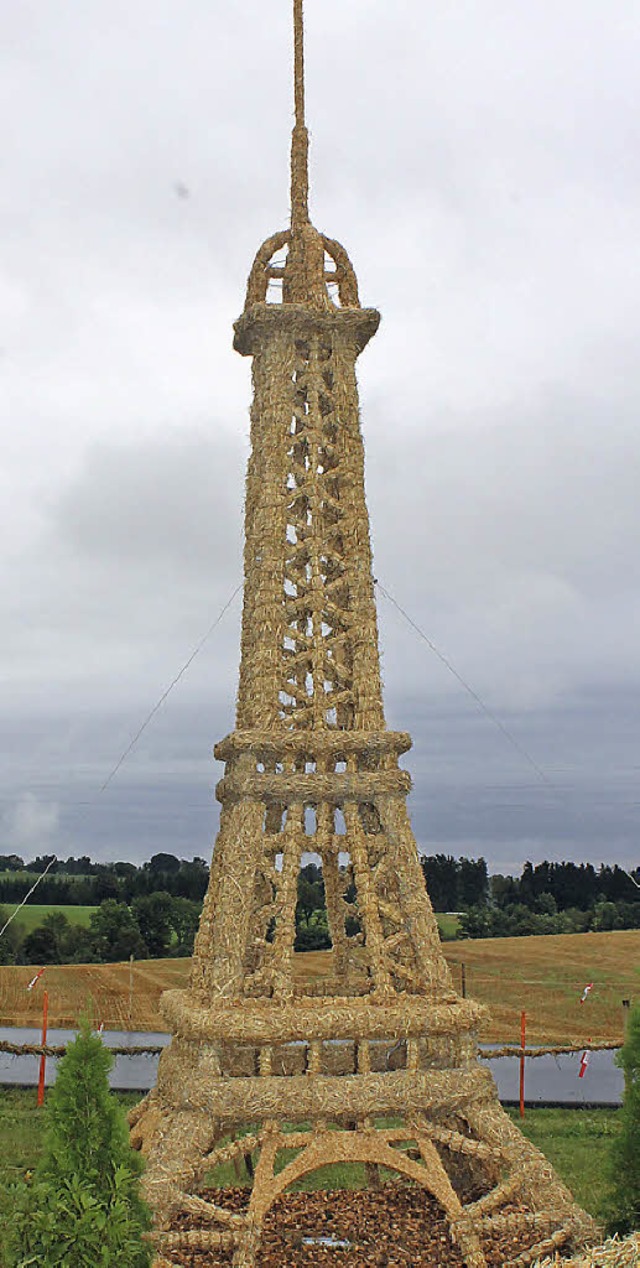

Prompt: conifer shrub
[
  {"left": 605, "top": 1003, "right": 640, "bottom": 1236},
  {"left": 9, "top": 1018, "right": 152, "bottom": 1267}
]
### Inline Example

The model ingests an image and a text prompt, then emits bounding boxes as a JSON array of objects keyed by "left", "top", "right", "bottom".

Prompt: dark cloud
[{"left": 2, "top": 685, "right": 638, "bottom": 872}]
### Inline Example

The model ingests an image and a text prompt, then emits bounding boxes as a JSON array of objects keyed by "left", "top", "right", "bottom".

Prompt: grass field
[
  {"left": 510, "top": 1107, "right": 618, "bottom": 1218},
  {"left": 436, "top": 912, "right": 460, "bottom": 939},
  {"left": 2, "top": 905, "right": 97, "bottom": 933},
  {"left": 0, "top": 1088, "right": 617, "bottom": 1259}
]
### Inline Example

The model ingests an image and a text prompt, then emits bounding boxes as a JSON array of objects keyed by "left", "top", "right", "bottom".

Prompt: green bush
[
  {"left": 604, "top": 1003, "right": 640, "bottom": 1235},
  {"left": 8, "top": 1018, "right": 152, "bottom": 1267},
  {"left": 0, "top": 906, "right": 24, "bottom": 964}
]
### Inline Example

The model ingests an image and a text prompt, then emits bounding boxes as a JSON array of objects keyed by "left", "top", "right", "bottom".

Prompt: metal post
[
  {"left": 37, "top": 990, "right": 49, "bottom": 1107},
  {"left": 519, "top": 1010, "right": 526, "bottom": 1120},
  {"left": 461, "top": 962, "right": 467, "bottom": 999},
  {"left": 622, "top": 998, "right": 631, "bottom": 1036}
]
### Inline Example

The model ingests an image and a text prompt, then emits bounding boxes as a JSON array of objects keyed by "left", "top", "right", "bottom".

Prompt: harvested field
[
  {"left": 444, "top": 929, "right": 639, "bottom": 1044},
  {"left": 0, "top": 929, "right": 636, "bottom": 1043},
  {"left": 0, "top": 959, "right": 190, "bottom": 1031}
]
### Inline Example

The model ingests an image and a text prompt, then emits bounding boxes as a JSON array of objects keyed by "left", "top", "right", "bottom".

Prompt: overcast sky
[{"left": 1, "top": 0, "right": 639, "bottom": 878}]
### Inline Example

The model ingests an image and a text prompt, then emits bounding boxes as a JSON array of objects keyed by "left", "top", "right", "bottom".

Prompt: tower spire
[{"left": 290, "top": 0, "right": 310, "bottom": 228}]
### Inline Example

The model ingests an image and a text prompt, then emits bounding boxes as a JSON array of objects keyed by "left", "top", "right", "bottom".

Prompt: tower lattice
[{"left": 131, "top": 5, "right": 597, "bottom": 1264}]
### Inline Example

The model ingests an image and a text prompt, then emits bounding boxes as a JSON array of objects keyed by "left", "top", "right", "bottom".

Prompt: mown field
[
  {"left": 445, "top": 929, "right": 639, "bottom": 1044},
  {"left": 0, "top": 928, "right": 636, "bottom": 1042},
  {"left": 3, "top": 905, "right": 97, "bottom": 933},
  {"left": 435, "top": 912, "right": 460, "bottom": 939},
  {"left": 1, "top": 907, "right": 457, "bottom": 946}
]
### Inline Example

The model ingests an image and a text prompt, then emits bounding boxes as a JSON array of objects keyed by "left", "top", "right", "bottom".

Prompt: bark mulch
[{"left": 169, "top": 1185, "right": 554, "bottom": 1266}]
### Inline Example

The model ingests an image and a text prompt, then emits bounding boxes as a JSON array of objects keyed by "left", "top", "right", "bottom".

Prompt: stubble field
[{"left": 0, "top": 928, "right": 637, "bottom": 1043}]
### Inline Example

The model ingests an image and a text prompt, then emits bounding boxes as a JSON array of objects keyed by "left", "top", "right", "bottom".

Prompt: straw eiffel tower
[{"left": 130, "top": 5, "right": 598, "bottom": 1265}]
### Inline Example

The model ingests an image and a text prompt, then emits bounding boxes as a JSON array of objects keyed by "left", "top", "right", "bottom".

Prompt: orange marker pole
[
  {"left": 519, "top": 1009, "right": 526, "bottom": 1119},
  {"left": 37, "top": 990, "right": 49, "bottom": 1107}
]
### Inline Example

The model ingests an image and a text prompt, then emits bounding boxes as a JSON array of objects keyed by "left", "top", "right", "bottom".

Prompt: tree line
[
  {"left": 0, "top": 853, "right": 209, "bottom": 906},
  {"left": 0, "top": 893, "right": 202, "bottom": 967},
  {"left": 420, "top": 854, "right": 640, "bottom": 938},
  {"left": 0, "top": 851, "right": 638, "bottom": 964}
]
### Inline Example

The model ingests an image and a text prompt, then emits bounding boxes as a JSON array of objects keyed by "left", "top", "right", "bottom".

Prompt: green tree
[
  {"left": 0, "top": 906, "right": 24, "bottom": 964},
  {"left": 0, "top": 854, "right": 24, "bottom": 871},
  {"left": 170, "top": 896, "right": 202, "bottom": 955},
  {"left": 9, "top": 1018, "right": 152, "bottom": 1266},
  {"left": 89, "top": 901, "right": 147, "bottom": 962},
  {"left": 296, "top": 874, "right": 323, "bottom": 926},
  {"left": 420, "top": 854, "right": 459, "bottom": 911},
  {"left": 61, "top": 921, "right": 96, "bottom": 963},
  {"left": 592, "top": 899, "right": 620, "bottom": 932},
  {"left": 458, "top": 904, "right": 494, "bottom": 939},
  {"left": 23, "top": 924, "right": 60, "bottom": 964},
  {"left": 132, "top": 892, "right": 174, "bottom": 957},
  {"left": 605, "top": 1004, "right": 640, "bottom": 1235},
  {"left": 458, "top": 857, "right": 489, "bottom": 907}
]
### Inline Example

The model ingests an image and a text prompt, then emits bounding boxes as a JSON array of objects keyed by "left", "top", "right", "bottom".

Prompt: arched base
[{"left": 131, "top": 1085, "right": 598, "bottom": 1268}]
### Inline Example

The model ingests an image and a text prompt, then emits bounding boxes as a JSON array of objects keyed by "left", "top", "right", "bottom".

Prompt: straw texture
[
  {"left": 131, "top": 3, "right": 602, "bottom": 1265},
  {"left": 534, "top": 1236, "right": 639, "bottom": 1267}
]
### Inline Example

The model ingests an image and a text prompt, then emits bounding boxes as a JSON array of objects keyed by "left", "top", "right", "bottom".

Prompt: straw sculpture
[
  {"left": 534, "top": 1235, "right": 639, "bottom": 1267},
  {"left": 130, "top": 3, "right": 600, "bottom": 1264}
]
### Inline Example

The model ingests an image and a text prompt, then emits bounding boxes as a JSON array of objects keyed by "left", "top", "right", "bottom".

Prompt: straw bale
[
  {"left": 155, "top": 1065, "right": 495, "bottom": 1125},
  {"left": 480, "top": 1042, "right": 620, "bottom": 1061},
  {"left": 233, "top": 301, "right": 379, "bottom": 357},
  {"left": 215, "top": 767, "right": 412, "bottom": 803},
  {"left": 160, "top": 989, "right": 485, "bottom": 1043},
  {"left": 512, "top": 1229, "right": 577, "bottom": 1265},
  {"left": 215, "top": 728, "right": 412, "bottom": 760},
  {"left": 533, "top": 1235, "right": 640, "bottom": 1267},
  {"left": 153, "top": 1227, "right": 236, "bottom": 1250}
]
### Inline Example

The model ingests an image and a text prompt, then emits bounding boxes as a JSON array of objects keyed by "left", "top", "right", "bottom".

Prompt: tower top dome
[{"left": 243, "top": 0, "right": 361, "bottom": 313}]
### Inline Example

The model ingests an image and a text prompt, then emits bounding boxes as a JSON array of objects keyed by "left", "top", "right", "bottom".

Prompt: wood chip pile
[{"left": 165, "top": 1186, "right": 592, "bottom": 1268}]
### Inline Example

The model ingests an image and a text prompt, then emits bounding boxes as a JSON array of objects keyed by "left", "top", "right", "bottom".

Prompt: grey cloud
[
  {"left": 54, "top": 427, "right": 245, "bottom": 571},
  {"left": 2, "top": 793, "right": 60, "bottom": 855},
  {"left": 1, "top": 1, "right": 639, "bottom": 872},
  {"left": 366, "top": 387, "right": 640, "bottom": 710},
  {"left": 1, "top": 429, "right": 244, "bottom": 712},
  {"left": 1, "top": 686, "right": 637, "bottom": 872}
]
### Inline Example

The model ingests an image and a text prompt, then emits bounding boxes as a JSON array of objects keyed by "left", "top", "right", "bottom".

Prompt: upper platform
[{"left": 233, "top": 296, "right": 380, "bottom": 357}]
